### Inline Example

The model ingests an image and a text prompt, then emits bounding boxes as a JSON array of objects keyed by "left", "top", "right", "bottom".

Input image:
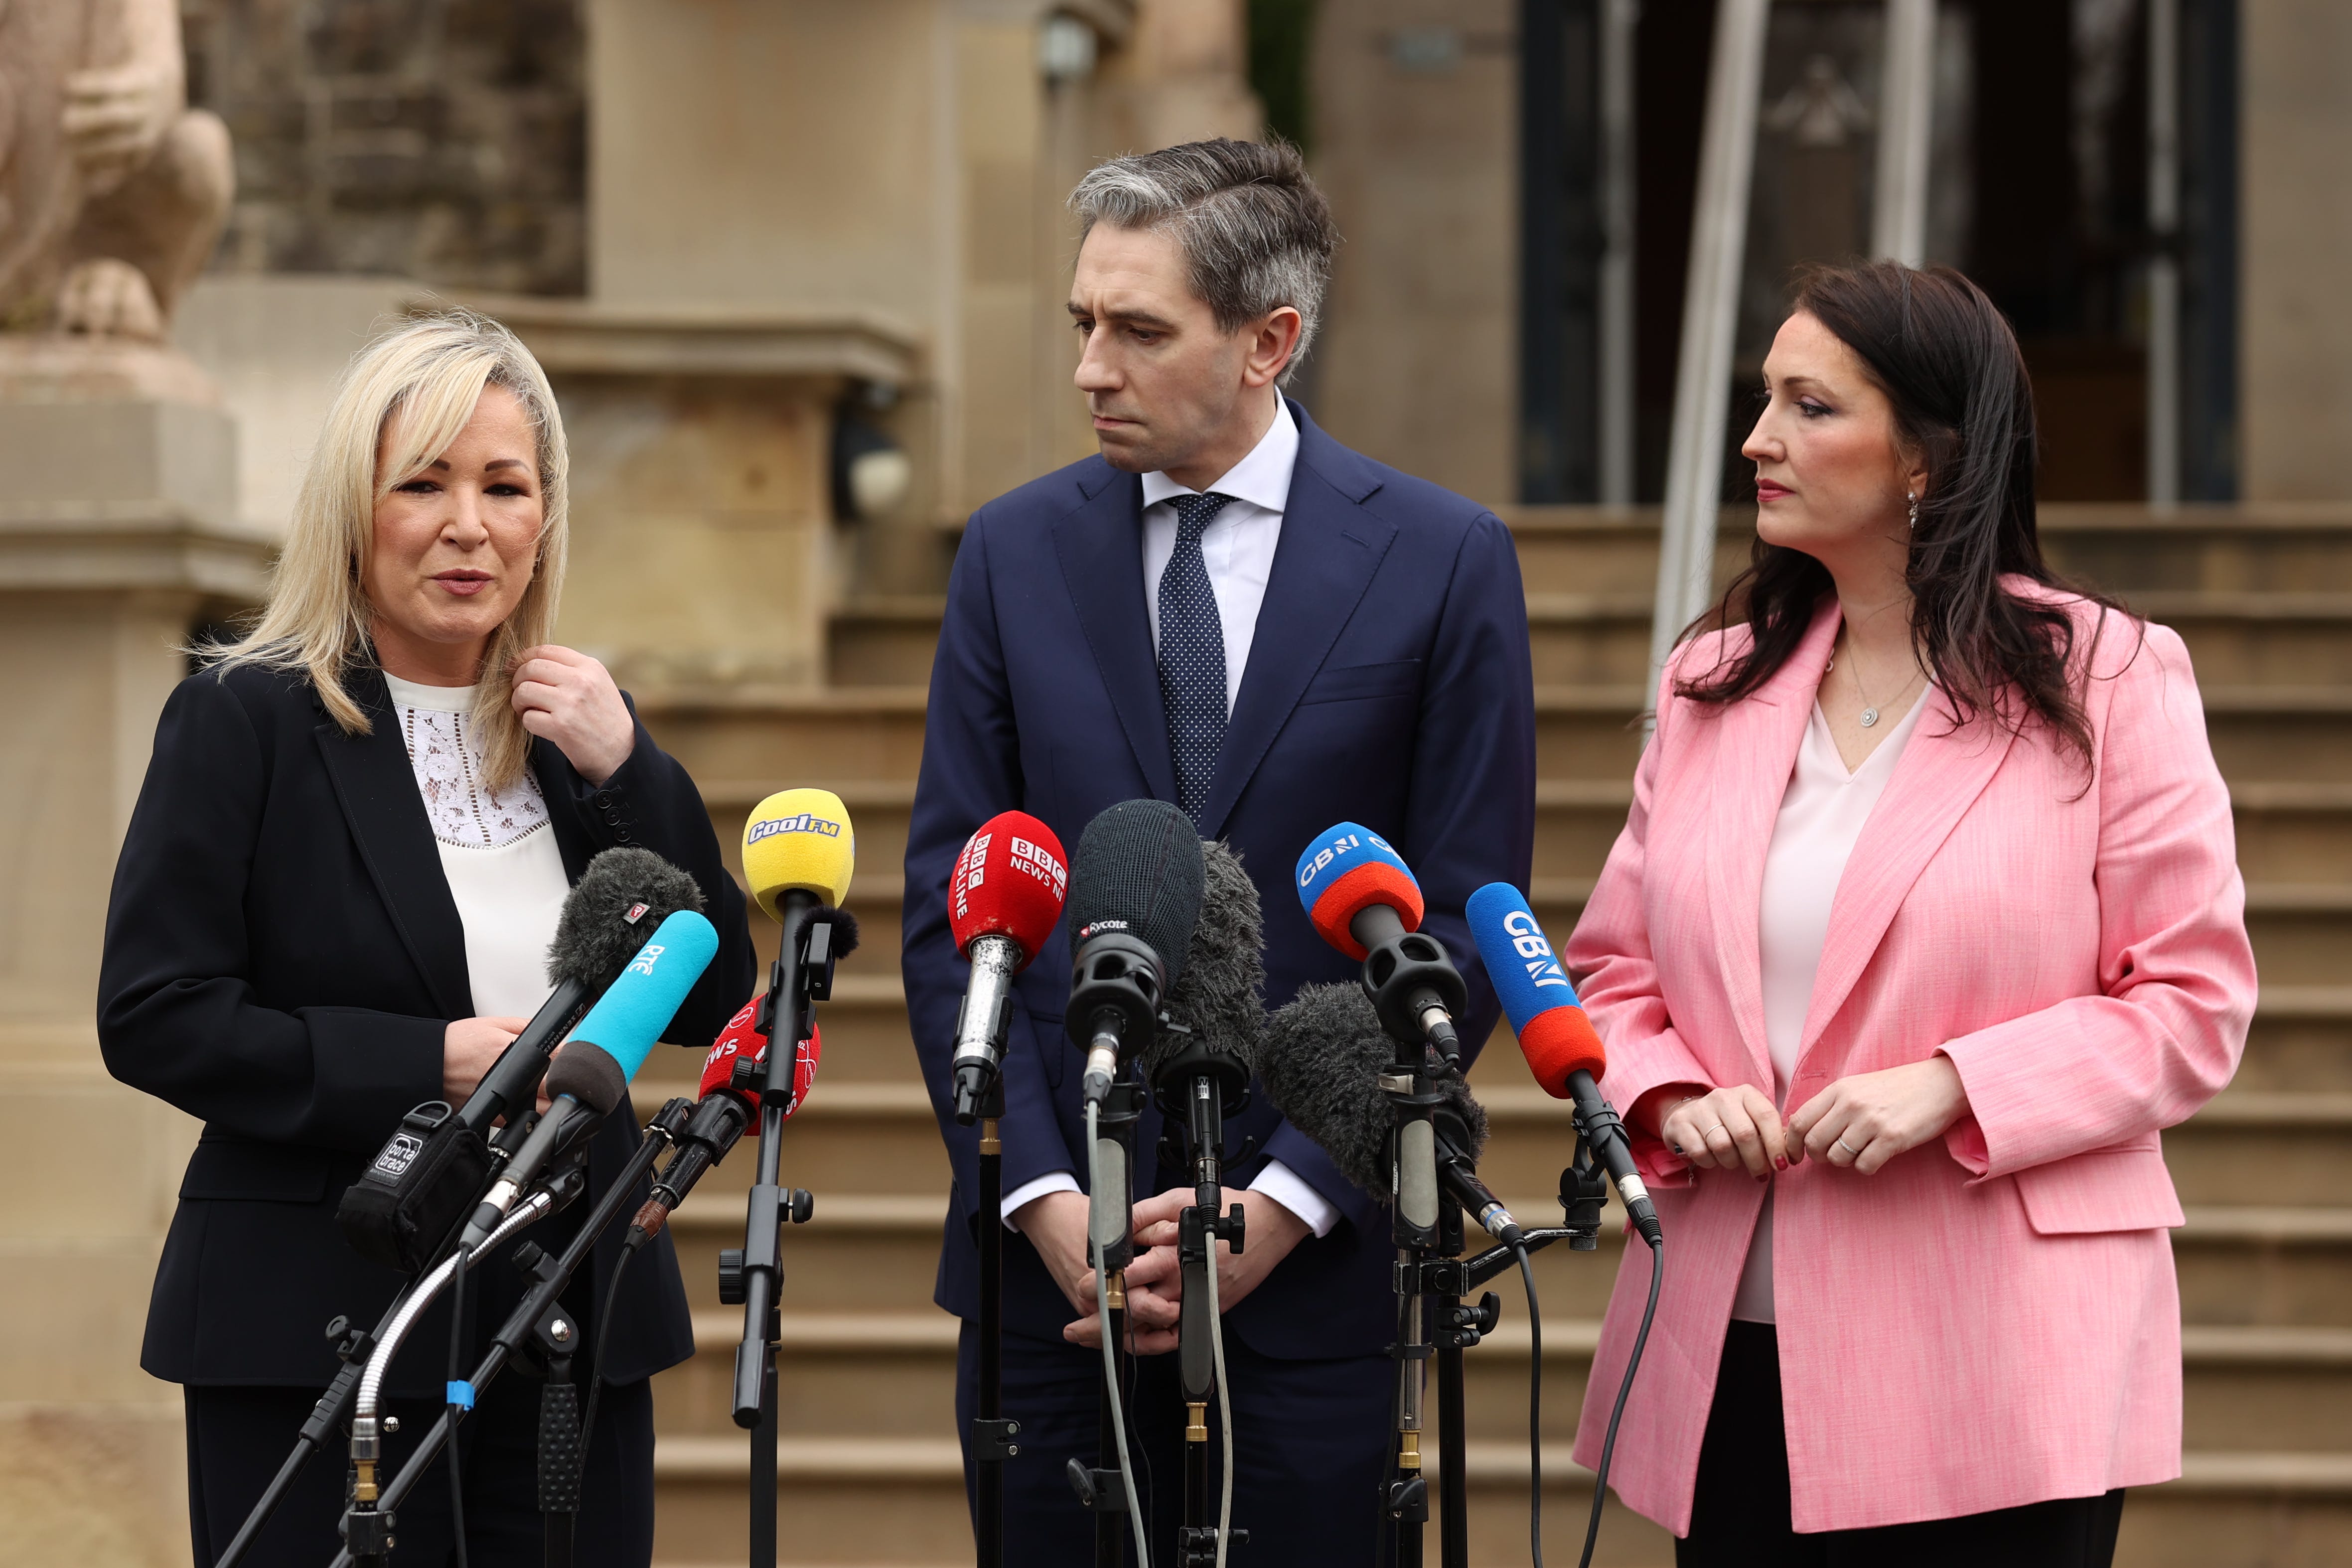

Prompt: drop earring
[{"left": 1907, "top": 491, "right": 1919, "bottom": 530}]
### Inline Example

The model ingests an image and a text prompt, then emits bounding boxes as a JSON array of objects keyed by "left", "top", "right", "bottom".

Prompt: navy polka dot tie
[{"left": 1158, "top": 491, "right": 1234, "bottom": 823}]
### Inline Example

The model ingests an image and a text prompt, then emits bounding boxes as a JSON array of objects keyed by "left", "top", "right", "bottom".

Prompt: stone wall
[{"left": 182, "top": 0, "right": 588, "bottom": 293}]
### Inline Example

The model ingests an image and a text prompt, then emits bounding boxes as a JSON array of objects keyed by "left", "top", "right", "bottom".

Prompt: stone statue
[
  {"left": 0, "top": 0, "right": 234, "bottom": 341},
  {"left": 1764, "top": 53, "right": 1873, "bottom": 266},
  {"left": 1765, "top": 54, "right": 1874, "bottom": 150}
]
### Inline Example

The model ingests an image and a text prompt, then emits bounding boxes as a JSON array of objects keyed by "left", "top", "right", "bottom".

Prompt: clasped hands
[
  {"left": 1656, "top": 1056, "right": 1970, "bottom": 1178},
  {"left": 1014, "top": 1187, "right": 1312, "bottom": 1353}
]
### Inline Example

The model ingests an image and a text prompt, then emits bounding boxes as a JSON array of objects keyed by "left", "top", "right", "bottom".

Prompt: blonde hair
[{"left": 207, "top": 308, "right": 570, "bottom": 789}]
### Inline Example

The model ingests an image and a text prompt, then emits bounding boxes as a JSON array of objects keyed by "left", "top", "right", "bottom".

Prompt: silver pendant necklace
[{"left": 1828, "top": 626, "right": 1917, "bottom": 729}]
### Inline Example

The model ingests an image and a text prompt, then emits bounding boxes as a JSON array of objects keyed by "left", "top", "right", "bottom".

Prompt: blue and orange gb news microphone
[
  {"left": 1467, "top": 882, "right": 1662, "bottom": 1246},
  {"left": 1295, "top": 822, "right": 1468, "bottom": 1061}
]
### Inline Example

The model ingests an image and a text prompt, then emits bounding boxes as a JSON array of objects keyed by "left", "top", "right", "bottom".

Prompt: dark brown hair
[{"left": 1676, "top": 260, "right": 2128, "bottom": 767}]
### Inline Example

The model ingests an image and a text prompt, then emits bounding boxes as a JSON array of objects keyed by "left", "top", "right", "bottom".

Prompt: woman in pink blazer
[{"left": 1566, "top": 262, "right": 2254, "bottom": 1566}]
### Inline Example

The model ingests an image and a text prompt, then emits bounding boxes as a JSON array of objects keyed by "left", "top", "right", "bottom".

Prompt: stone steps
[
  {"left": 694, "top": 862, "right": 2352, "bottom": 987},
  {"left": 635, "top": 1071, "right": 2352, "bottom": 1215},
  {"left": 826, "top": 588, "right": 2352, "bottom": 691},
  {"left": 698, "top": 777, "right": 2352, "bottom": 896},
  {"left": 929, "top": 503, "right": 2352, "bottom": 596},
  {"left": 644, "top": 1433, "right": 2352, "bottom": 1568},
  {"left": 652, "top": 1302, "right": 2352, "bottom": 1455},
  {"left": 643, "top": 682, "right": 2352, "bottom": 803}
]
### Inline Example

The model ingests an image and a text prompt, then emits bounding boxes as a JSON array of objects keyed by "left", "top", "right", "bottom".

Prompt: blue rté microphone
[
  {"left": 1466, "top": 882, "right": 1661, "bottom": 1246},
  {"left": 458, "top": 908, "right": 721, "bottom": 1248}
]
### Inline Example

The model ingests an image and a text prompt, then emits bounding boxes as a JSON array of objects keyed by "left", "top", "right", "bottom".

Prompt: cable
[
  {"left": 1514, "top": 1242, "right": 1541, "bottom": 1568},
  {"left": 578, "top": 1240, "right": 639, "bottom": 1456},
  {"left": 447, "top": 1243, "right": 470, "bottom": 1568},
  {"left": 1086, "top": 1100, "right": 1152, "bottom": 1568},
  {"left": 1125, "top": 1318, "right": 1156, "bottom": 1537},
  {"left": 1207, "top": 1229, "right": 1233, "bottom": 1568},
  {"left": 1578, "top": 1240, "right": 1664, "bottom": 1568}
]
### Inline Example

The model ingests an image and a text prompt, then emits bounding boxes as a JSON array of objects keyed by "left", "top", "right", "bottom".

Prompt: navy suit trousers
[{"left": 956, "top": 1319, "right": 1392, "bottom": 1566}]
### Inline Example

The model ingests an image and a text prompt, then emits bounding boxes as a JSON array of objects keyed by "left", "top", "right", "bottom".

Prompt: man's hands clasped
[{"left": 1013, "top": 1185, "right": 1313, "bottom": 1353}]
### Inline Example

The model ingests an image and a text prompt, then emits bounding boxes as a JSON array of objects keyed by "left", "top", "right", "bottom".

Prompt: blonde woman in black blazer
[{"left": 99, "top": 312, "right": 754, "bottom": 1567}]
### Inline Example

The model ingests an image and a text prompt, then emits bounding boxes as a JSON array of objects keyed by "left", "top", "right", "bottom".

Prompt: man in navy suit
[{"left": 902, "top": 138, "right": 1535, "bottom": 1563}]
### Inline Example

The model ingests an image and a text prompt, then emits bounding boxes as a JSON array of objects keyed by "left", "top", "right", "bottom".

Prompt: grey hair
[{"left": 1070, "top": 138, "right": 1339, "bottom": 379}]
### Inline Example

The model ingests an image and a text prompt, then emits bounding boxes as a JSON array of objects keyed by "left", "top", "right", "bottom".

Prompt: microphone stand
[
  {"left": 1433, "top": 1198, "right": 1469, "bottom": 1568},
  {"left": 952, "top": 1054, "right": 1017, "bottom": 1568},
  {"left": 1069, "top": 1072, "right": 1146, "bottom": 1566},
  {"left": 215, "top": 1012, "right": 600, "bottom": 1568},
  {"left": 1376, "top": 1051, "right": 1441, "bottom": 1568},
  {"left": 332, "top": 1102, "right": 690, "bottom": 1568},
  {"left": 730, "top": 896, "right": 839, "bottom": 1568},
  {"left": 1417, "top": 1195, "right": 1506, "bottom": 1568},
  {"left": 1345, "top": 904, "right": 1470, "bottom": 1567},
  {"left": 1151, "top": 1038, "right": 1251, "bottom": 1568}
]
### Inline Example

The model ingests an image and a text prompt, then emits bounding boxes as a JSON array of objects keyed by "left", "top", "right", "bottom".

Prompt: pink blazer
[{"left": 1566, "top": 587, "right": 2255, "bottom": 1535}]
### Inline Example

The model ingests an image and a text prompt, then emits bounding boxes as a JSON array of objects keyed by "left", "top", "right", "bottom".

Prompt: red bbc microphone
[
  {"left": 948, "top": 811, "right": 1070, "bottom": 1123},
  {"left": 629, "top": 997, "right": 822, "bottom": 1243}
]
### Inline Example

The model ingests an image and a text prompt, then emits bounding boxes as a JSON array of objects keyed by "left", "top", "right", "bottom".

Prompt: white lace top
[
  {"left": 386, "top": 678, "right": 550, "bottom": 848},
  {"left": 384, "top": 674, "right": 568, "bottom": 1019}
]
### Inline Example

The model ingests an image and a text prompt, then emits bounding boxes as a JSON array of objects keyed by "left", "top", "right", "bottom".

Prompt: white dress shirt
[
  {"left": 1002, "top": 399, "right": 1341, "bottom": 1239},
  {"left": 1730, "top": 688, "right": 1929, "bottom": 1322}
]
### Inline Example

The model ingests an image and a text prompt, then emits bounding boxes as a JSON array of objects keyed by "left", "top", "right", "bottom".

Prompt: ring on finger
[
  {"left": 1834, "top": 1136, "right": 1863, "bottom": 1158},
  {"left": 1702, "top": 1124, "right": 1728, "bottom": 1140}
]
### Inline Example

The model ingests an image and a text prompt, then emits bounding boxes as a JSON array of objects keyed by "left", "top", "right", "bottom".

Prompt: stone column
[
  {"left": 0, "top": 339, "right": 266, "bottom": 1566},
  {"left": 2241, "top": 0, "right": 2352, "bottom": 501}
]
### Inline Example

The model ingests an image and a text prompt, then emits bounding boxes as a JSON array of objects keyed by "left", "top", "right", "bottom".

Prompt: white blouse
[
  {"left": 1729, "top": 686, "right": 1930, "bottom": 1323},
  {"left": 384, "top": 674, "right": 570, "bottom": 1022}
]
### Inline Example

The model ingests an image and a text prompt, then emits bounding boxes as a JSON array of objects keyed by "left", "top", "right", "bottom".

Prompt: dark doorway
[{"left": 1520, "top": 0, "right": 2237, "bottom": 506}]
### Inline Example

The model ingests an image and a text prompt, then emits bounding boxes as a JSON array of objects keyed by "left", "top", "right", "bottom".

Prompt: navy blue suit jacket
[{"left": 902, "top": 402, "right": 1535, "bottom": 1359}]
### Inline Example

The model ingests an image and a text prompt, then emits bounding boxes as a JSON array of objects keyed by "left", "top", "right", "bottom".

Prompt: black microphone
[
  {"left": 1258, "top": 982, "right": 1522, "bottom": 1246},
  {"left": 1065, "top": 800, "right": 1206, "bottom": 1106}
]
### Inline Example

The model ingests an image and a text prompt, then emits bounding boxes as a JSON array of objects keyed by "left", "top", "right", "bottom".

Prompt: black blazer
[{"left": 98, "top": 661, "right": 756, "bottom": 1395}]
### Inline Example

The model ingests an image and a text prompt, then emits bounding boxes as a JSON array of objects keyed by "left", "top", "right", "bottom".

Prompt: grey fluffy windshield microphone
[
  {"left": 1259, "top": 981, "right": 1520, "bottom": 1244},
  {"left": 1139, "top": 838, "right": 1265, "bottom": 1086}
]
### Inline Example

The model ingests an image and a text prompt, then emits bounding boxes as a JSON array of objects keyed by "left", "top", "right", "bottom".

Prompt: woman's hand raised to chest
[{"left": 511, "top": 644, "right": 635, "bottom": 787}]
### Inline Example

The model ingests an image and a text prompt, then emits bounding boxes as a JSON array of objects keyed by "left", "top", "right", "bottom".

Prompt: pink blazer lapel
[
  {"left": 1703, "top": 602, "right": 1842, "bottom": 1086},
  {"left": 1796, "top": 683, "right": 2019, "bottom": 1057}
]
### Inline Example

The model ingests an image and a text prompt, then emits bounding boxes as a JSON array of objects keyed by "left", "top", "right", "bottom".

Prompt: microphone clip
[
  {"left": 754, "top": 904, "right": 849, "bottom": 1041},
  {"left": 1357, "top": 930, "right": 1469, "bottom": 1065},
  {"left": 1559, "top": 1143, "right": 1612, "bottom": 1251},
  {"left": 1146, "top": 1029, "right": 1253, "bottom": 1122}
]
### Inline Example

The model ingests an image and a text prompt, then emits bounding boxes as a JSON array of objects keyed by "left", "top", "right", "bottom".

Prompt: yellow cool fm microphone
[
  {"left": 742, "top": 786, "right": 856, "bottom": 919},
  {"left": 733, "top": 788, "right": 860, "bottom": 1434},
  {"left": 740, "top": 785, "right": 857, "bottom": 1119}
]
